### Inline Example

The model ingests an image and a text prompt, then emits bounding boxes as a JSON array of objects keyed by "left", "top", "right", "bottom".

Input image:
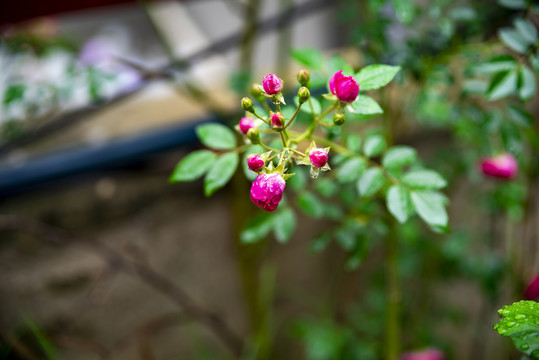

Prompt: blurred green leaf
[
  {"left": 273, "top": 208, "right": 296, "bottom": 243},
  {"left": 204, "top": 152, "right": 238, "bottom": 196},
  {"left": 497, "top": 0, "right": 527, "bottom": 9},
  {"left": 355, "top": 65, "right": 401, "bottom": 91},
  {"left": 402, "top": 170, "right": 447, "bottom": 190},
  {"left": 170, "top": 150, "right": 217, "bottom": 183},
  {"left": 315, "top": 178, "right": 339, "bottom": 197},
  {"left": 499, "top": 28, "right": 530, "bottom": 53},
  {"left": 487, "top": 70, "right": 517, "bottom": 100},
  {"left": 514, "top": 19, "right": 537, "bottom": 43},
  {"left": 326, "top": 55, "right": 354, "bottom": 76},
  {"left": 386, "top": 185, "right": 413, "bottom": 223},
  {"left": 363, "top": 134, "right": 386, "bottom": 157},
  {"left": 337, "top": 157, "right": 367, "bottom": 183},
  {"left": 411, "top": 191, "right": 449, "bottom": 231},
  {"left": 196, "top": 123, "right": 237, "bottom": 150},
  {"left": 291, "top": 48, "right": 324, "bottom": 69},
  {"left": 346, "top": 133, "right": 362, "bottom": 153},
  {"left": 507, "top": 105, "right": 533, "bottom": 127},
  {"left": 518, "top": 66, "right": 536, "bottom": 100},
  {"left": 358, "top": 168, "right": 385, "bottom": 197},
  {"left": 25, "top": 319, "right": 57, "bottom": 360},
  {"left": 392, "top": 0, "right": 415, "bottom": 24},
  {"left": 310, "top": 231, "right": 332, "bottom": 254},
  {"left": 494, "top": 301, "right": 539, "bottom": 359},
  {"left": 474, "top": 55, "right": 517, "bottom": 74},
  {"left": 297, "top": 192, "right": 325, "bottom": 218},
  {"left": 349, "top": 95, "right": 383, "bottom": 115},
  {"left": 382, "top": 146, "right": 417, "bottom": 169},
  {"left": 3, "top": 84, "right": 25, "bottom": 104},
  {"left": 240, "top": 213, "right": 274, "bottom": 244}
]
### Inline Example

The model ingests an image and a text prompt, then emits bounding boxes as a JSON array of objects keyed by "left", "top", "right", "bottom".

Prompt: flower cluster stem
[{"left": 385, "top": 220, "right": 401, "bottom": 360}]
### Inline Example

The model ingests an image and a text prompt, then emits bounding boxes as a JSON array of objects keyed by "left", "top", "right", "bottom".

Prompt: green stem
[
  {"left": 284, "top": 103, "right": 303, "bottom": 129},
  {"left": 385, "top": 220, "right": 401, "bottom": 360}
]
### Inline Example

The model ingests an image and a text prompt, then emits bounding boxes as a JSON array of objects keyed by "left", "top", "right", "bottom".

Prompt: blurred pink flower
[
  {"left": 525, "top": 274, "right": 539, "bottom": 300},
  {"left": 480, "top": 153, "right": 518, "bottom": 179},
  {"left": 400, "top": 348, "right": 444, "bottom": 360},
  {"left": 239, "top": 117, "right": 256, "bottom": 134}
]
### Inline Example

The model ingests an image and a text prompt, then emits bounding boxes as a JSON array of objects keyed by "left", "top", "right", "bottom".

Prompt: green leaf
[
  {"left": 514, "top": 19, "right": 538, "bottom": 44},
  {"left": 348, "top": 95, "right": 383, "bottom": 115},
  {"left": 392, "top": 0, "right": 415, "bottom": 24},
  {"left": 402, "top": 170, "right": 447, "bottom": 190},
  {"left": 499, "top": 28, "right": 530, "bottom": 54},
  {"left": 273, "top": 208, "right": 296, "bottom": 243},
  {"left": 346, "top": 133, "right": 362, "bottom": 153},
  {"left": 474, "top": 55, "right": 517, "bottom": 74},
  {"left": 335, "top": 227, "right": 356, "bottom": 250},
  {"left": 316, "top": 178, "right": 339, "bottom": 197},
  {"left": 518, "top": 66, "right": 536, "bottom": 100},
  {"left": 294, "top": 95, "right": 322, "bottom": 114},
  {"left": 170, "top": 150, "right": 217, "bottom": 183},
  {"left": 497, "top": 0, "right": 527, "bottom": 9},
  {"left": 240, "top": 213, "right": 274, "bottom": 244},
  {"left": 410, "top": 191, "right": 449, "bottom": 230},
  {"left": 382, "top": 146, "right": 417, "bottom": 169},
  {"left": 291, "top": 48, "right": 324, "bottom": 69},
  {"left": 204, "top": 152, "right": 239, "bottom": 196},
  {"left": 310, "top": 231, "right": 332, "bottom": 253},
  {"left": 494, "top": 300, "right": 539, "bottom": 359},
  {"left": 487, "top": 70, "right": 518, "bottom": 101},
  {"left": 386, "top": 185, "right": 412, "bottom": 224},
  {"left": 3, "top": 84, "right": 25, "bottom": 105},
  {"left": 531, "top": 54, "right": 539, "bottom": 76},
  {"left": 357, "top": 168, "right": 385, "bottom": 197},
  {"left": 507, "top": 105, "right": 533, "bottom": 127},
  {"left": 196, "top": 123, "right": 237, "bottom": 150},
  {"left": 297, "top": 192, "right": 325, "bottom": 218},
  {"left": 326, "top": 55, "right": 354, "bottom": 77},
  {"left": 354, "top": 65, "right": 401, "bottom": 91},
  {"left": 363, "top": 134, "right": 386, "bottom": 157},
  {"left": 337, "top": 157, "right": 367, "bottom": 183}
]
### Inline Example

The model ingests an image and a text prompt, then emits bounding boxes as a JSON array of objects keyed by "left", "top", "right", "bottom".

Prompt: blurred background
[{"left": 0, "top": 0, "right": 538, "bottom": 359}]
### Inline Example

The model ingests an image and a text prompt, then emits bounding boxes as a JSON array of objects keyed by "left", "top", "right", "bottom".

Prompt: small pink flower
[
  {"left": 239, "top": 117, "right": 256, "bottom": 134},
  {"left": 480, "top": 153, "right": 518, "bottom": 179},
  {"left": 262, "top": 74, "right": 283, "bottom": 95},
  {"left": 271, "top": 113, "right": 284, "bottom": 129},
  {"left": 250, "top": 173, "right": 286, "bottom": 211},
  {"left": 525, "top": 274, "right": 539, "bottom": 300},
  {"left": 309, "top": 148, "right": 328, "bottom": 168},
  {"left": 247, "top": 154, "right": 265, "bottom": 172},
  {"left": 400, "top": 348, "right": 444, "bottom": 360},
  {"left": 329, "top": 70, "right": 359, "bottom": 103}
]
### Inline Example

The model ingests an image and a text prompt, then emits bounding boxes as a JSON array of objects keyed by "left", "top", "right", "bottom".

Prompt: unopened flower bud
[
  {"left": 525, "top": 274, "right": 539, "bottom": 300},
  {"left": 298, "top": 87, "right": 310, "bottom": 103},
  {"left": 297, "top": 69, "right": 310, "bottom": 87},
  {"left": 238, "top": 117, "right": 256, "bottom": 134},
  {"left": 250, "top": 173, "right": 286, "bottom": 211},
  {"left": 329, "top": 70, "right": 359, "bottom": 103},
  {"left": 247, "top": 128, "right": 260, "bottom": 144},
  {"left": 270, "top": 113, "right": 284, "bottom": 129},
  {"left": 262, "top": 73, "right": 283, "bottom": 95},
  {"left": 333, "top": 112, "right": 345, "bottom": 125},
  {"left": 480, "top": 153, "right": 518, "bottom": 179},
  {"left": 251, "top": 83, "right": 265, "bottom": 101},
  {"left": 241, "top": 97, "right": 254, "bottom": 112},
  {"left": 247, "top": 154, "right": 265, "bottom": 172},
  {"left": 309, "top": 148, "right": 328, "bottom": 168}
]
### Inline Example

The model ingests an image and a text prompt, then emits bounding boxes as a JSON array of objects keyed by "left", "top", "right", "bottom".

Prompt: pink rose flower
[
  {"left": 247, "top": 154, "right": 265, "bottom": 172},
  {"left": 480, "top": 153, "right": 518, "bottom": 179},
  {"left": 262, "top": 73, "right": 283, "bottom": 95},
  {"left": 400, "top": 348, "right": 444, "bottom": 360},
  {"left": 309, "top": 148, "right": 328, "bottom": 168},
  {"left": 271, "top": 113, "right": 284, "bottom": 129},
  {"left": 525, "top": 274, "right": 539, "bottom": 300},
  {"left": 250, "top": 173, "right": 286, "bottom": 211},
  {"left": 239, "top": 117, "right": 256, "bottom": 134},
  {"left": 329, "top": 70, "right": 359, "bottom": 103}
]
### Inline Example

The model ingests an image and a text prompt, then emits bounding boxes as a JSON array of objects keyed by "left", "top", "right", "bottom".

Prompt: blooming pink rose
[
  {"left": 271, "top": 113, "right": 284, "bottom": 129},
  {"left": 262, "top": 74, "right": 283, "bottom": 95},
  {"left": 250, "top": 173, "right": 286, "bottom": 211},
  {"left": 239, "top": 117, "right": 256, "bottom": 134},
  {"left": 480, "top": 153, "right": 518, "bottom": 179},
  {"left": 309, "top": 148, "right": 328, "bottom": 168},
  {"left": 525, "top": 274, "right": 539, "bottom": 300},
  {"left": 400, "top": 348, "right": 444, "bottom": 360},
  {"left": 247, "top": 154, "right": 265, "bottom": 172},
  {"left": 329, "top": 70, "right": 359, "bottom": 102}
]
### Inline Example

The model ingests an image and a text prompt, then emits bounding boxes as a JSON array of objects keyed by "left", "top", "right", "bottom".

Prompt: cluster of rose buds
[{"left": 238, "top": 71, "right": 358, "bottom": 211}]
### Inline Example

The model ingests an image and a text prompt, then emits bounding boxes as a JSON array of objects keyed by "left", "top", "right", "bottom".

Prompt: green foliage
[
  {"left": 386, "top": 185, "right": 413, "bottom": 224},
  {"left": 337, "top": 157, "right": 367, "bottom": 183},
  {"left": 382, "top": 146, "right": 417, "bottom": 169},
  {"left": 348, "top": 95, "right": 383, "bottom": 115},
  {"left": 354, "top": 65, "right": 401, "bottom": 91},
  {"left": 494, "top": 301, "right": 539, "bottom": 359},
  {"left": 240, "top": 207, "right": 297, "bottom": 244},
  {"left": 363, "top": 134, "right": 386, "bottom": 157},
  {"left": 410, "top": 191, "right": 449, "bottom": 232},
  {"left": 358, "top": 168, "right": 385, "bottom": 197},
  {"left": 401, "top": 170, "right": 447, "bottom": 190},
  {"left": 170, "top": 150, "right": 217, "bottom": 183},
  {"left": 196, "top": 123, "right": 237, "bottom": 150},
  {"left": 204, "top": 152, "right": 239, "bottom": 196},
  {"left": 291, "top": 48, "right": 324, "bottom": 69}
]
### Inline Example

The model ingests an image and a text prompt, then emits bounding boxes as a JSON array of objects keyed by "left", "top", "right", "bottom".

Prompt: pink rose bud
[
  {"left": 480, "top": 153, "right": 518, "bottom": 179},
  {"left": 239, "top": 117, "right": 256, "bottom": 134},
  {"left": 262, "top": 73, "right": 283, "bottom": 95},
  {"left": 247, "top": 154, "right": 265, "bottom": 172},
  {"left": 271, "top": 113, "right": 284, "bottom": 129},
  {"left": 329, "top": 70, "right": 359, "bottom": 103},
  {"left": 250, "top": 173, "right": 286, "bottom": 211},
  {"left": 309, "top": 148, "right": 328, "bottom": 168},
  {"left": 400, "top": 348, "right": 444, "bottom": 360},
  {"left": 525, "top": 274, "right": 539, "bottom": 300}
]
